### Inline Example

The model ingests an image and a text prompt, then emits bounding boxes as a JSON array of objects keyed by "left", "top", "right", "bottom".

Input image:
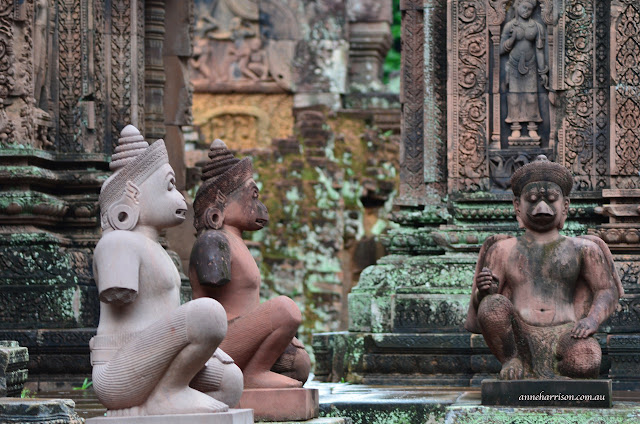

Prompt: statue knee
[
  {"left": 292, "top": 348, "right": 311, "bottom": 383},
  {"left": 270, "top": 296, "right": 302, "bottom": 332},
  {"left": 186, "top": 298, "right": 228, "bottom": 346},
  {"left": 477, "top": 294, "right": 513, "bottom": 331},
  {"left": 216, "top": 363, "right": 243, "bottom": 407},
  {"left": 557, "top": 335, "right": 601, "bottom": 379}
]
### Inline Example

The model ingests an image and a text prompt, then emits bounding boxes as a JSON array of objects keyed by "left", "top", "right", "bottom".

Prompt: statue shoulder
[
  {"left": 192, "top": 230, "right": 230, "bottom": 253},
  {"left": 95, "top": 230, "right": 144, "bottom": 258},
  {"left": 481, "top": 234, "right": 515, "bottom": 253},
  {"left": 190, "top": 230, "right": 232, "bottom": 287}
]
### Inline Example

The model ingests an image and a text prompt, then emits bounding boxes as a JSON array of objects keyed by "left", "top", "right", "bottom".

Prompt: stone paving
[{"left": 36, "top": 380, "right": 640, "bottom": 424}]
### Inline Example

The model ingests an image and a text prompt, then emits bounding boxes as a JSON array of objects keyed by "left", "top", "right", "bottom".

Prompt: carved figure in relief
[
  {"left": 91, "top": 126, "right": 243, "bottom": 416},
  {"left": 500, "top": 0, "right": 548, "bottom": 143},
  {"left": 190, "top": 139, "right": 311, "bottom": 389},
  {"left": 466, "top": 156, "right": 623, "bottom": 379}
]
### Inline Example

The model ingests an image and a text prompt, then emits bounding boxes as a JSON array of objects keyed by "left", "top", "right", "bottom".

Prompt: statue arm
[
  {"left": 93, "top": 232, "right": 140, "bottom": 306},
  {"left": 189, "top": 231, "right": 232, "bottom": 287},
  {"left": 574, "top": 240, "right": 622, "bottom": 338},
  {"left": 499, "top": 22, "right": 516, "bottom": 55},
  {"left": 535, "top": 22, "right": 549, "bottom": 89},
  {"left": 465, "top": 235, "right": 511, "bottom": 333}
]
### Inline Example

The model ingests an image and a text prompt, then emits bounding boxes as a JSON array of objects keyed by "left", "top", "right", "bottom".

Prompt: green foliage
[
  {"left": 20, "top": 388, "right": 36, "bottom": 398},
  {"left": 72, "top": 378, "right": 93, "bottom": 391},
  {"left": 383, "top": 0, "right": 402, "bottom": 83}
]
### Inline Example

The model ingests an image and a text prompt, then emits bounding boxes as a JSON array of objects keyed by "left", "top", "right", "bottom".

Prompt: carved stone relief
[
  {"left": 191, "top": 0, "right": 296, "bottom": 93},
  {"left": 448, "top": 0, "right": 490, "bottom": 193},
  {"left": 611, "top": 0, "right": 640, "bottom": 189},
  {"left": 191, "top": 0, "right": 348, "bottom": 95},
  {"left": 191, "top": 93, "right": 293, "bottom": 152}
]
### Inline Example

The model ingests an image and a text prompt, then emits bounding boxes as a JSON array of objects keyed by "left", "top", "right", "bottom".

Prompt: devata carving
[
  {"left": 190, "top": 139, "right": 311, "bottom": 388},
  {"left": 91, "top": 126, "right": 243, "bottom": 416},
  {"left": 500, "top": 0, "right": 548, "bottom": 145},
  {"left": 466, "top": 156, "right": 624, "bottom": 379}
]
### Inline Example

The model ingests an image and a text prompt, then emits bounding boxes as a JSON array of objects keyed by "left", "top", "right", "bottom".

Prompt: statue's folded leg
[
  {"left": 92, "top": 298, "right": 228, "bottom": 412},
  {"left": 556, "top": 331, "right": 601, "bottom": 379},
  {"left": 219, "top": 296, "right": 304, "bottom": 388},
  {"left": 478, "top": 294, "right": 524, "bottom": 379},
  {"left": 191, "top": 348, "right": 244, "bottom": 407},
  {"left": 270, "top": 337, "right": 311, "bottom": 383}
]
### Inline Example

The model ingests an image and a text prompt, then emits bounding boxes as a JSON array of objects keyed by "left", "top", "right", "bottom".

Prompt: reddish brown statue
[
  {"left": 466, "top": 155, "right": 623, "bottom": 379},
  {"left": 190, "top": 139, "right": 311, "bottom": 389}
]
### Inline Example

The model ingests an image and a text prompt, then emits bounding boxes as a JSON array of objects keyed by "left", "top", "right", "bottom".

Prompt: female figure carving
[{"left": 500, "top": 0, "right": 548, "bottom": 142}]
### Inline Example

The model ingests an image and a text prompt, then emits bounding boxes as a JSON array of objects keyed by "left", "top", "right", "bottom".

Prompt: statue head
[
  {"left": 510, "top": 155, "right": 573, "bottom": 232},
  {"left": 514, "top": 0, "right": 537, "bottom": 18},
  {"left": 193, "top": 139, "right": 268, "bottom": 233},
  {"left": 99, "top": 125, "right": 187, "bottom": 231}
]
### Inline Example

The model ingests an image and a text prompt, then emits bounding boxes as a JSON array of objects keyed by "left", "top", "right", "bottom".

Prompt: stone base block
[
  {"left": 446, "top": 405, "right": 640, "bottom": 423},
  {"left": 86, "top": 408, "right": 253, "bottom": 424},
  {"left": 481, "top": 379, "right": 612, "bottom": 408},
  {"left": 0, "top": 341, "right": 29, "bottom": 397},
  {"left": 237, "top": 388, "right": 319, "bottom": 422},
  {"left": 0, "top": 398, "right": 83, "bottom": 423}
]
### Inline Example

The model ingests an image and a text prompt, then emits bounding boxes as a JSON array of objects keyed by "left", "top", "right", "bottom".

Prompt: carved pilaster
[
  {"left": 397, "top": 0, "right": 425, "bottom": 205},
  {"left": 144, "top": 0, "right": 165, "bottom": 142},
  {"left": 109, "top": 0, "right": 144, "bottom": 144},
  {"left": 447, "top": 0, "right": 489, "bottom": 193},
  {"left": 610, "top": 0, "right": 640, "bottom": 190},
  {"left": 347, "top": 0, "right": 391, "bottom": 90}
]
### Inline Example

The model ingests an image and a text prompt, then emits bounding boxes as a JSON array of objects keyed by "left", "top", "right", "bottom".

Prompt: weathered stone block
[
  {"left": 0, "top": 398, "right": 83, "bottom": 424},
  {"left": 392, "top": 294, "right": 469, "bottom": 332},
  {"left": 0, "top": 341, "right": 28, "bottom": 397}
]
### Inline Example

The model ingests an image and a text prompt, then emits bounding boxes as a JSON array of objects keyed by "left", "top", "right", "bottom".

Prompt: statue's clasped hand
[
  {"left": 571, "top": 316, "right": 598, "bottom": 339},
  {"left": 477, "top": 267, "right": 499, "bottom": 302}
]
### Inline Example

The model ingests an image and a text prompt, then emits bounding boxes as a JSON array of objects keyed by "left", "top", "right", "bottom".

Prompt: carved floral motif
[
  {"left": 612, "top": 1, "right": 640, "bottom": 188},
  {"left": 449, "top": 0, "right": 488, "bottom": 192}
]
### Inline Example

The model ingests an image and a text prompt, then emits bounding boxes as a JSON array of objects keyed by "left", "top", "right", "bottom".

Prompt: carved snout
[{"left": 532, "top": 201, "right": 554, "bottom": 216}]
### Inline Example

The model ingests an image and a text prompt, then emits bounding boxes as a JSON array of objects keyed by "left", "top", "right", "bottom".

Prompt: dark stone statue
[{"left": 465, "top": 155, "right": 624, "bottom": 379}]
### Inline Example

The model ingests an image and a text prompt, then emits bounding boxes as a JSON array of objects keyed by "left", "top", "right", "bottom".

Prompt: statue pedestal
[
  {"left": 86, "top": 409, "right": 253, "bottom": 424},
  {"left": 481, "top": 379, "right": 612, "bottom": 408},
  {"left": 236, "top": 388, "right": 319, "bottom": 421}
]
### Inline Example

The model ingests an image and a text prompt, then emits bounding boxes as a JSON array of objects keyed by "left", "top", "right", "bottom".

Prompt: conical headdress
[
  {"left": 99, "top": 125, "right": 169, "bottom": 223},
  {"left": 193, "top": 139, "right": 253, "bottom": 217}
]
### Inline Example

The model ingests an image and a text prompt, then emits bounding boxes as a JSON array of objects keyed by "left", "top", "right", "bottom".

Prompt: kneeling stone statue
[
  {"left": 465, "top": 155, "right": 624, "bottom": 380},
  {"left": 90, "top": 125, "right": 243, "bottom": 417}
]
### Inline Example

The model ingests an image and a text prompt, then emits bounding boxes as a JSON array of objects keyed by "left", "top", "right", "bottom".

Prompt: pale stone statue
[
  {"left": 465, "top": 156, "right": 624, "bottom": 379},
  {"left": 500, "top": 0, "right": 549, "bottom": 142},
  {"left": 190, "top": 139, "right": 311, "bottom": 389},
  {"left": 91, "top": 126, "right": 243, "bottom": 417}
]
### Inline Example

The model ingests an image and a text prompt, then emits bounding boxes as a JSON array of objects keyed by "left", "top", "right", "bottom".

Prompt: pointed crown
[
  {"left": 193, "top": 139, "right": 253, "bottom": 217},
  {"left": 99, "top": 125, "right": 169, "bottom": 220}
]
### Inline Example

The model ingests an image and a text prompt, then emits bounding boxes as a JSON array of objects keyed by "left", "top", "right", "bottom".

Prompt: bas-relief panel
[
  {"left": 190, "top": 0, "right": 348, "bottom": 95},
  {"left": 448, "top": 0, "right": 635, "bottom": 194},
  {"left": 191, "top": 93, "right": 293, "bottom": 154}
]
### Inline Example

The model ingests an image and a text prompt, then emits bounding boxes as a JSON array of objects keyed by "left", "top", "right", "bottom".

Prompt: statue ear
[
  {"left": 107, "top": 203, "right": 140, "bottom": 231},
  {"left": 558, "top": 198, "right": 570, "bottom": 230},
  {"left": 513, "top": 198, "right": 525, "bottom": 229},
  {"left": 204, "top": 206, "right": 224, "bottom": 230}
]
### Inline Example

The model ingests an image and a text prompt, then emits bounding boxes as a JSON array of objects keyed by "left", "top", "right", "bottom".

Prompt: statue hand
[
  {"left": 477, "top": 267, "right": 499, "bottom": 301},
  {"left": 571, "top": 317, "right": 598, "bottom": 339},
  {"left": 540, "top": 74, "right": 549, "bottom": 90}
]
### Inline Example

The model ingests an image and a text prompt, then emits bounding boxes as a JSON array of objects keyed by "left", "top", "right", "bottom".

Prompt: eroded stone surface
[{"left": 466, "top": 156, "right": 623, "bottom": 380}]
